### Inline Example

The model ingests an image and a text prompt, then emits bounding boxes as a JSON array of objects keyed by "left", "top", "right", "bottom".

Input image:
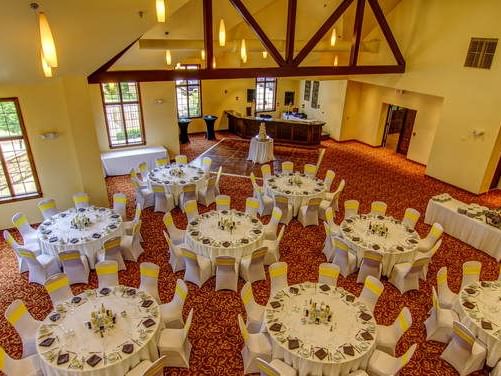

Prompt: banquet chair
[
  {"left": 130, "top": 168, "right": 147, "bottom": 187},
  {"left": 324, "top": 207, "right": 338, "bottom": 230},
  {"left": 263, "top": 226, "right": 285, "bottom": 265},
  {"left": 417, "top": 223, "right": 443, "bottom": 253},
  {"left": 112, "top": 193, "right": 127, "bottom": 220},
  {"left": 359, "top": 276, "right": 384, "bottom": 312},
  {"left": 376, "top": 307, "right": 412, "bottom": 356},
  {"left": 140, "top": 262, "right": 161, "bottom": 303},
  {"left": 240, "top": 282, "right": 265, "bottom": 333},
  {"left": 125, "top": 203, "right": 142, "bottom": 236},
  {"left": 125, "top": 355, "right": 168, "bottom": 376},
  {"left": 11, "top": 213, "right": 38, "bottom": 246},
  {"left": 332, "top": 237, "right": 357, "bottom": 277},
  {"left": 155, "top": 157, "right": 169, "bottom": 167},
  {"left": 269, "top": 262, "right": 288, "bottom": 297},
  {"left": 318, "top": 263, "right": 340, "bottom": 286},
  {"left": 304, "top": 163, "right": 317, "bottom": 177},
  {"left": 157, "top": 308, "right": 193, "bottom": 368},
  {"left": 402, "top": 208, "right": 420, "bottom": 229},
  {"left": 37, "top": 198, "right": 59, "bottom": 219},
  {"left": 101, "top": 237, "right": 126, "bottom": 270},
  {"left": 151, "top": 184, "right": 175, "bottom": 213},
  {"left": 163, "top": 212, "right": 186, "bottom": 246},
  {"left": 367, "top": 343, "right": 417, "bottom": 376},
  {"left": 274, "top": 195, "right": 293, "bottom": 225},
  {"left": 323, "top": 170, "right": 336, "bottom": 192},
  {"left": 180, "top": 184, "right": 197, "bottom": 210},
  {"left": 215, "top": 256, "right": 239, "bottom": 292},
  {"left": 389, "top": 257, "right": 430, "bottom": 294},
  {"left": 44, "top": 273, "right": 73, "bottom": 306},
  {"left": 250, "top": 172, "right": 263, "bottom": 197},
  {"left": 164, "top": 231, "right": 186, "bottom": 273},
  {"left": 198, "top": 177, "right": 217, "bottom": 207},
  {"left": 182, "top": 248, "right": 212, "bottom": 288},
  {"left": 5, "top": 300, "right": 41, "bottom": 357},
  {"left": 0, "top": 346, "right": 42, "bottom": 376},
  {"left": 216, "top": 194, "right": 231, "bottom": 211},
  {"left": 160, "top": 279, "right": 189, "bottom": 329},
  {"left": 344, "top": 199, "right": 360, "bottom": 219},
  {"left": 121, "top": 221, "right": 145, "bottom": 262},
  {"left": 370, "top": 201, "right": 388, "bottom": 216},
  {"left": 175, "top": 155, "right": 188, "bottom": 164},
  {"left": 138, "top": 161, "right": 149, "bottom": 177},
  {"left": 281, "top": 161, "right": 293, "bottom": 174},
  {"left": 3, "top": 230, "right": 40, "bottom": 273},
  {"left": 245, "top": 197, "right": 259, "bottom": 217},
  {"left": 240, "top": 247, "right": 267, "bottom": 283},
  {"left": 256, "top": 357, "right": 296, "bottom": 376},
  {"left": 132, "top": 179, "right": 154, "bottom": 209},
  {"left": 261, "top": 164, "right": 272, "bottom": 180},
  {"left": 440, "top": 321, "right": 487, "bottom": 375},
  {"left": 215, "top": 166, "right": 223, "bottom": 195},
  {"left": 17, "top": 248, "right": 60, "bottom": 285},
  {"left": 325, "top": 179, "right": 346, "bottom": 212},
  {"left": 416, "top": 238, "right": 442, "bottom": 280},
  {"left": 256, "top": 189, "right": 274, "bottom": 217},
  {"left": 184, "top": 200, "right": 199, "bottom": 222},
  {"left": 357, "top": 250, "right": 383, "bottom": 284},
  {"left": 316, "top": 148, "right": 326, "bottom": 171},
  {"left": 202, "top": 157, "right": 212, "bottom": 173},
  {"left": 96, "top": 261, "right": 119, "bottom": 288},
  {"left": 461, "top": 260, "right": 482, "bottom": 290},
  {"left": 424, "top": 287, "right": 458, "bottom": 343},
  {"left": 298, "top": 197, "right": 321, "bottom": 227},
  {"left": 59, "top": 250, "right": 90, "bottom": 284},
  {"left": 238, "top": 314, "right": 272, "bottom": 374},
  {"left": 72, "top": 192, "right": 90, "bottom": 209},
  {"left": 322, "top": 222, "right": 336, "bottom": 262},
  {"left": 436, "top": 267, "right": 458, "bottom": 310},
  {"left": 264, "top": 207, "right": 282, "bottom": 241}
]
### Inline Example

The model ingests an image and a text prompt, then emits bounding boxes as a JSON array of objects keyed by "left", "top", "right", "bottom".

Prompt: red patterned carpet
[{"left": 1, "top": 132, "right": 501, "bottom": 375}]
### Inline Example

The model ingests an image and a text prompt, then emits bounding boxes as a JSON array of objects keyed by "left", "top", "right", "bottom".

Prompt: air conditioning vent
[{"left": 464, "top": 38, "right": 498, "bottom": 69}]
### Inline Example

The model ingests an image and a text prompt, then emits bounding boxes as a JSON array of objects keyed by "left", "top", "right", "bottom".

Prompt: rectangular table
[
  {"left": 425, "top": 196, "right": 501, "bottom": 261},
  {"left": 101, "top": 146, "right": 168, "bottom": 176}
]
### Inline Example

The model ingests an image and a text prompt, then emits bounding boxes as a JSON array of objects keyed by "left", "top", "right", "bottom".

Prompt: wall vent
[{"left": 464, "top": 38, "right": 498, "bottom": 69}]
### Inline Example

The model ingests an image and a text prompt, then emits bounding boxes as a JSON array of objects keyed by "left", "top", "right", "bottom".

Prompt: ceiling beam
[
  {"left": 349, "top": 0, "right": 365, "bottom": 66},
  {"left": 203, "top": 0, "right": 214, "bottom": 69},
  {"left": 285, "top": 0, "right": 297, "bottom": 64},
  {"left": 228, "top": 0, "right": 286, "bottom": 67}
]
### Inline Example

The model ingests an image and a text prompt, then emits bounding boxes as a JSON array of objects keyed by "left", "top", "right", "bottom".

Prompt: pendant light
[
  {"left": 165, "top": 50, "right": 172, "bottom": 65},
  {"left": 156, "top": 0, "right": 166, "bottom": 22},
  {"left": 333, "top": 55, "right": 339, "bottom": 66},
  {"left": 201, "top": 49, "right": 206, "bottom": 60},
  {"left": 240, "top": 39, "right": 247, "bottom": 63},
  {"left": 262, "top": 51, "right": 268, "bottom": 59},
  {"left": 40, "top": 51, "right": 52, "bottom": 77},
  {"left": 330, "top": 27, "right": 337, "bottom": 47},
  {"left": 38, "top": 12, "right": 58, "bottom": 67},
  {"left": 219, "top": 19, "right": 226, "bottom": 47}
]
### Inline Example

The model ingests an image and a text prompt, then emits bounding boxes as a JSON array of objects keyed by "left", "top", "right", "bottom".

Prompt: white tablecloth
[
  {"left": 247, "top": 136, "right": 275, "bottom": 164},
  {"left": 265, "top": 174, "right": 326, "bottom": 216},
  {"left": 38, "top": 207, "right": 124, "bottom": 269},
  {"left": 425, "top": 196, "right": 501, "bottom": 261},
  {"left": 340, "top": 215, "right": 419, "bottom": 276},
  {"left": 37, "top": 287, "right": 160, "bottom": 376},
  {"left": 458, "top": 281, "right": 501, "bottom": 367},
  {"left": 101, "top": 146, "right": 167, "bottom": 176},
  {"left": 265, "top": 283, "right": 376, "bottom": 376}
]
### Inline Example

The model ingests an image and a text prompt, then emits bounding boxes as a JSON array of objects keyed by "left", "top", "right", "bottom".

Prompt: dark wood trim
[
  {"left": 350, "top": 0, "right": 365, "bottom": 66},
  {"left": 202, "top": 0, "right": 214, "bottom": 70},
  {"left": 228, "top": 0, "right": 286, "bottom": 67},
  {"left": 285, "top": 0, "right": 297, "bottom": 64},
  {"left": 293, "top": 0, "right": 354, "bottom": 66}
]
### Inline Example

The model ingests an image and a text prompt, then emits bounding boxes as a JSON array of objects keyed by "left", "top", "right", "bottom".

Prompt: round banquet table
[
  {"left": 185, "top": 209, "right": 264, "bottom": 267},
  {"left": 458, "top": 281, "right": 501, "bottom": 367},
  {"left": 340, "top": 214, "right": 419, "bottom": 277},
  {"left": 36, "top": 286, "right": 160, "bottom": 376},
  {"left": 37, "top": 207, "right": 124, "bottom": 269},
  {"left": 265, "top": 282, "right": 376, "bottom": 376},
  {"left": 147, "top": 163, "right": 208, "bottom": 206},
  {"left": 264, "top": 173, "right": 326, "bottom": 217},
  {"left": 247, "top": 135, "right": 275, "bottom": 164}
]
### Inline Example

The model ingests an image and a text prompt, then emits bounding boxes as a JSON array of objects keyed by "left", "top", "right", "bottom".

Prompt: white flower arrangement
[
  {"left": 70, "top": 213, "right": 91, "bottom": 230},
  {"left": 218, "top": 214, "right": 236, "bottom": 232},
  {"left": 88, "top": 304, "right": 116, "bottom": 338},
  {"left": 287, "top": 174, "right": 303, "bottom": 187},
  {"left": 368, "top": 221, "right": 388, "bottom": 237},
  {"left": 169, "top": 167, "right": 185, "bottom": 177}
]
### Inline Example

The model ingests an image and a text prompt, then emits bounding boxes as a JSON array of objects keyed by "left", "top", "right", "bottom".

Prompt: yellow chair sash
[
  {"left": 96, "top": 264, "right": 118, "bottom": 275},
  {"left": 335, "top": 240, "right": 349, "bottom": 252},
  {"left": 437, "top": 270, "right": 447, "bottom": 284},
  {"left": 320, "top": 265, "right": 339, "bottom": 278},
  {"left": 182, "top": 250, "right": 197, "bottom": 260},
  {"left": 398, "top": 312, "right": 411, "bottom": 331},
  {"left": 73, "top": 195, "right": 89, "bottom": 204},
  {"left": 270, "top": 265, "right": 286, "bottom": 277},
  {"left": 405, "top": 210, "right": 419, "bottom": 222},
  {"left": 46, "top": 276, "right": 69, "bottom": 293},
  {"left": 59, "top": 252, "right": 80, "bottom": 262},
  {"left": 153, "top": 185, "right": 165, "bottom": 193},
  {"left": 454, "top": 323, "right": 474, "bottom": 347},
  {"left": 114, "top": 196, "right": 127, "bottom": 204},
  {"left": 365, "top": 279, "right": 383, "bottom": 296},
  {"left": 464, "top": 265, "right": 480, "bottom": 275},
  {"left": 164, "top": 214, "right": 174, "bottom": 226},
  {"left": 241, "top": 286, "right": 252, "bottom": 305},
  {"left": 19, "top": 250, "right": 35, "bottom": 259},
  {"left": 13, "top": 215, "right": 27, "bottom": 228},
  {"left": 257, "top": 362, "right": 279, "bottom": 376},
  {"left": 430, "top": 225, "right": 442, "bottom": 238},
  {"left": 272, "top": 209, "right": 282, "bottom": 221},
  {"left": 104, "top": 238, "right": 121, "bottom": 251},
  {"left": 175, "top": 284, "right": 188, "bottom": 300},
  {"left": 141, "top": 265, "right": 159, "bottom": 278},
  {"left": 246, "top": 199, "right": 259, "bottom": 209},
  {"left": 216, "top": 257, "right": 235, "bottom": 266},
  {"left": 7, "top": 303, "right": 27, "bottom": 324},
  {"left": 39, "top": 201, "right": 56, "bottom": 212}
]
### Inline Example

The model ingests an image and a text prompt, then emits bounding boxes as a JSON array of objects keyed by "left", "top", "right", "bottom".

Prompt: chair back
[
  {"left": 216, "top": 195, "right": 231, "bottom": 211},
  {"left": 96, "top": 261, "right": 119, "bottom": 287},
  {"left": 276, "top": 226, "right": 285, "bottom": 243},
  {"left": 45, "top": 273, "right": 72, "bottom": 305},
  {"left": 215, "top": 256, "right": 236, "bottom": 272},
  {"left": 3, "top": 230, "right": 19, "bottom": 249},
  {"left": 215, "top": 166, "right": 223, "bottom": 188},
  {"left": 436, "top": 267, "right": 452, "bottom": 299},
  {"left": 17, "top": 248, "right": 40, "bottom": 269},
  {"left": 318, "top": 263, "right": 340, "bottom": 286},
  {"left": 245, "top": 197, "right": 259, "bottom": 217},
  {"left": 431, "top": 286, "right": 441, "bottom": 313},
  {"left": 270, "top": 207, "right": 282, "bottom": 226},
  {"left": 324, "top": 170, "right": 336, "bottom": 190},
  {"left": 152, "top": 183, "right": 166, "bottom": 195},
  {"left": 334, "top": 237, "right": 350, "bottom": 258},
  {"left": 269, "top": 262, "right": 288, "bottom": 294},
  {"left": 393, "top": 306, "right": 412, "bottom": 338},
  {"left": 461, "top": 260, "right": 481, "bottom": 289},
  {"left": 202, "top": 157, "right": 212, "bottom": 172},
  {"left": 140, "top": 262, "right": 160, "bottom": 301},
  {"left": 360, "top": 276, "right": 384, "bottom": 312},
  {"left": 274, "top": 195, "right": 290, "bottom": 215},
  {"left": 59, "top": 250, "right": 84, "bottom": 271},
  {"left": 324, "top": 207, "right": 335, "bottom": 226},
  {"left": 184, "top": 200, "right": 199, "bottom": 221},
  {"left": 344, "top": 200, "right": 359, "bottom": 218},
  {"left": 37, "top": 198, "right": 58, "bottom": 219},
  {"left": 402, "top": 208, "right": 420, "bottom": 229},
  {"left": 281, "top": 161, "right": 294, "bottom": 174},
  {"left": 304, "top": 163, "right": 317, "bottom": 177},
  {"left": 11, "top": 213, "right": 34, "bottom": 237},
  {"left": 240, "top": 281, "right": 258, "bottom": 311},
  {"left": 398, "top": 344, "right": 417, "bottom": 371},
  {"left": 138, "top": 162, "right": 148, "bottom": 175},
  {"left": 237, "top": 314, "right": 250, "bottom": 345},
  {"left": 155, "top": 157, "right": 169, "bottom": 167},
  {"left": 103, "top": 237, "right": 122, "bottom": 253},
  {"left": 5, "top": 299, "right": 39, "bottom": 339},
  {"left": 370, "top": 201, "right": 387, "bottom": 216},
  {"left": 163, "top": 212, "right": 178, "bottom": 233},
  {"left": 307, "top": 197, "right": 322, "bottom": 208},
  {"left": 451, "top": 321, "right": 475, "bottom": 352},
  {"left": 261, "top": 164, "right": 272, "bottom": 179},
  {"left": 130, "top": 168, "right": 139, "bottom": 180},
  {"left": 175, "top": 155, "right": 188, "bottom": 164},
  {"left": 112, "top": 193, "right": 127, "bottom": 220},
  {"left": 362, "top": 250, "right": 383, "bottom": 267},
  {"left": 409, "top": 256, "right": 429, "bottom": 275},
  {"left": 182, "top": 308, "right": 194, "bottom": 341},
  {"left": 144, "top": 355, "right": 168, "bottom": 376},
  {"left": 331, "top": 179, "right": 345, "bottom": 202},
  {"left": 73, "top": 192, "right": 90, "bottom": 209},
  {"left": 427, "top": 223, "right": 444, "bottom": 244},
  {"left": 316, "top": 148, "right": 326, "bottom": 171},
  {"left": 172, "top": 279, "right": 189, "bottom": 307},
  {"left": 250, "top": 247, "right": 267, "bottom": 263},
  {"left": 256, "top": 358, "right": 281, "bottom": 376},
  {"left": 133, "top": 203, "right": 142, "bottom": 221},
  {"left": 182, "top": 248, "right": 200, "bottom": 271}
]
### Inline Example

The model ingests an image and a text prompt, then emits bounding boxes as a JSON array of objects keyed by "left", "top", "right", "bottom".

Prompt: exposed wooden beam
[
  {"left": 203, "top": 0, "right": 214, "bottom": 70},
  {"left": 367, "top": 0, "right": 405, "bottom": 67},
  {"left": 285, "top": 0, "right": 297, "bottom": 64},
  {"left": 228, "top": 0, "right": 286, "bottom": 67},
  {"left": 293, "top": 0, "right": 354, "bottom": 66},
  {"left": 349, "top": 0, "right": 365, "bottom": 66}
]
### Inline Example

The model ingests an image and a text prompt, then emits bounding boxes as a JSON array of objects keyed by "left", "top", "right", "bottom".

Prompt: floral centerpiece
[
  {"left": 87, "top": 303, "right": 116, "bottom": 338},
  {"left": 302, "top": 299, "right": 332, "bottom": 325},
  {"left": 169, "top": 167, "right": 185, "bottom": 177},
  {"left": 70, "top": 213, "right": 91, "bottom": 230},
  {"left": 218, "top": 213, "right": 236, "bottom": 233},
  {"left": 287, "top": 173, "right": 303, "bottom": 187},
  {"left": 485, "top": 209, "right": 501, "bottom": 228},
  {"left": 368, "top": 221, "right": 388, "bottom": 237}
]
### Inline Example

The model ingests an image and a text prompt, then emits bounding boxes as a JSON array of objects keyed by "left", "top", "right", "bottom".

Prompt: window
[
  {"left": 255, "top": 77, "right": 277, "bottom": 112},
  {"left": 0, "top": 98, "right": 41, "bottom": 202},
  {"left": 101, "top": 82, "right": 145, "bottom": 148},
  {"left": 464, "top": 38, "right": 498, "bottom": 69},
  {"left": 175, "top": 65, "right": 202, "bottom": 118}
]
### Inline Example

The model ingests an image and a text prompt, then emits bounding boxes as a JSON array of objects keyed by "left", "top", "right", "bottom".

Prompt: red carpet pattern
[{"left": 0, "top": 132, "right": 500, "bottom": 375}]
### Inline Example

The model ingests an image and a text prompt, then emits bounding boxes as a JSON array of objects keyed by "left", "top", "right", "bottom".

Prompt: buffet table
[{"left": 101, "top": 147, "right": 168, "bottom": 176}]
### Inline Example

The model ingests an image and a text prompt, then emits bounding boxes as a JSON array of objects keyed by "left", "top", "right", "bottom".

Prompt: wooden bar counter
[{"left": 226, "top": 111, "right": 324, "bottom": 146}]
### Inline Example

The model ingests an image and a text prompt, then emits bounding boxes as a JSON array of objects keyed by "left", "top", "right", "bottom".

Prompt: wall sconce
[{"left": 40, "top": 131, "right": 59, "bottom": 140}]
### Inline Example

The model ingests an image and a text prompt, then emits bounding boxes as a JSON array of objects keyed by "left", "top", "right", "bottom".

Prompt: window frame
[
  {"left": 0, "top": 97, "right": 42, "bottom": 204},
  {"left": 175, "top": 64, "right": 203, "bottom": 119},
  {"left": 100, "top": 82, "right": 146, "bottom": 149},
  {"left": 255, "top": 77, "right": 277, "bottom": 113}
]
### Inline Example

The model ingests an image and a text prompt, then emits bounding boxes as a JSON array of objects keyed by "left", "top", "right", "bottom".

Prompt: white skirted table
[
  {"left": 458, "top": 281, "right": 501, "bottom": 367},
  {"left": 101, "top": 146, "right": 167, "bottom": 176},
  {"left": 36, "top": 287, "right": 160, "bottom": 376},
  {"left": 265, "top": 282, "right": 376, "bottom": 376},
  {"left": 425, "top": 194, "right": 501, "bottom": 261},
  {"left": 247, "top": 135, "right": 275, "bottom": 164},
  {"left": 37, "top": 207, "right": 124, "bottom": 269},
  {"left": 264, "top": 173, "right": 326, "bottom": 216},
  {"left": 340, "top": 214, "right": 420, "bottom": 276}
]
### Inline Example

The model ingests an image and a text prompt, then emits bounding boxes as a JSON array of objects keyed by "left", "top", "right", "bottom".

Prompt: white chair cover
[
  {"left": 417, "top": 222, "right": 443, "bottom": 253},
  {"left": 155, "top": 157, "right": 169, "bottom": 167},
  {"left": 389, "top": 257, "right": 429, "bottom": 294},
  {"left": 163, "top": 211, "right": 186, "bottom": 246},
  {"left": 37, "top": 198, "right": 59, "bottom": 220},
  {"left": 461, "top": 260, "right": 482, "bottom": 290},
  {"left": 376, "top": 307, "right": 412, "bottom": 356},
  {"left": 245, "top": 197, "right": 260, "bottom": 218},
  {"left": 198, "top": 177, "right": 217, "bottom": 207},
  {"left": 298, "top": 197, "right": 321, "bottom": 227},
  {"left": 12, "top": 213, "right": 38, "bottom": 246},
  {"left": 180, "top": 184, "right": 198, "bottom": 210},
  {"left": 264, "top": 207, "right": 282, "bottom": 241},
  {"left": 370, "top": 201, "right": 388, "bottom": 216},
  {"left": 101, "top": 236, "right": 126, "bottom": 270},
  {"left": 112, "top": 193, "right": 128, "bottom": 221},
  {"left": 215, "top": 256, "right": 238, "bottom": 291},
  {"left": 256, "top": 357, "right": 296, "bottom": 376},
  {"left": 436, "top": 266, "right": 458, "bottom": 310},
  {"left": 215, "top": 166, "right": 223, "bottom": 195},
  {"left": 303, "top": 163, "right": 317, "bottom": 177},
  {"left": 274, "top": 196, "right": 293, "bottom": 225},
  {"left": 261, "top": 164, "right": 272, "bottom": 180},
  {"left": 45, "top": 273, "right": 73, "bottom": 307},
  {"left": 151, "top": 184, "right": 175, "bottom": 213},
  {"left": 3, "top": 229, "right": 40, "bottom": 273},
  {"left": 263, "top": 227, "right": 284, "bottom": 265},
  {"left": 357, "top": 250, "right": 383, "bottom": 284},
  {"left": 323, "top": 170, "right": 336, "bottom": 192},
  {"left": 5, "top": 300, "right": 41, "bottom": 357},
  {"left": 425, "top": 287, "right": 458, "bottom": 343},
  {"left": 96, "top": 260, "right": 119, "bottom": 288},
  {"left": 359, "top": 276, "right": 384, "bottom": 313},
  {"left": 241, "top": 282, "right": 265, "bottom": 333},
  {"left": 158, "top": 308, "right": 193, "bottom": 368},
  {"left": 121, "top": 220, "right": 144, "bottom": 261},
  {"left": 175, "top": 155, "right": 188, "bottom": 164},
  {"left": 367, "top": 343, "right": 417, "bottom": 376},
  {"left": 238, "top": 314, "right": 272, "bottom": 374},
  {"left": 140, "top": 262, "right": 161, "bottom": 303},
  {"left": 160, "top": 279, "right": 188, "bottom": 329},
  {"left": 202, "top": 157, "right": 212, "bottom": 173},
  {"left": 318, "top": 263, "right": 340, "bottom": 286},
  {"left": 269, "top": 262, "right": 288, "bottom": 297},
  {"left": 216, "top": 195, "right": 231, "bottom": 211},
  {"left": 281, "top": 161, "right": 294, "bottom": 174},
  {"left": 72, "top": 192, "right": 90, "bottom": 209},
  {"left": 402, "top": 208, "right": 420, "bottom": 229},
  {"left": 240, "top": 247, "right": 267, "bottom": 283},
  {"left": 0, "top": 346, "right": 42, "bottom": 376},
  {"left": 332, "top": 237, "right": 357, "bottom": 277},
  {"left": 17, "top": 248, "right": 60, "bottom": 285},
  {"left": 132, "top": 179, "right": 154, "bottom": 209},
  {"left": 59, "top": 250, "right": 90, "bottom": 284},
  {"left": 164, "top": 231, "right": 186, "bottom": 273},
  {"left": 182, "top": 248, "right": 212, "bottom": 288},
  {"left": 344, "top": 199, "right": 360, "bottom": 219},
  {"left": 184, "top": 200, "right": 199, "bottom": 222}
]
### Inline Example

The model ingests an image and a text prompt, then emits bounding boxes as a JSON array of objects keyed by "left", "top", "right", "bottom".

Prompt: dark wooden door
[
  {"left": 397, "top": 109, "right": 417, "bottom": 155},
  {"left": 490, "top": 155, "right": 501, "bottom": 189}
]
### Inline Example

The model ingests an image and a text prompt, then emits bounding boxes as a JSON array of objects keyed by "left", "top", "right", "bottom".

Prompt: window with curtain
[
  {"left": 255, "top": 77, "right": 277, "bottom": 112},
  {"left": 101, "top": 82, "right": 145, "bottom": 148},
  {"left": 0, "top": 98, "right": 41, "bottom": 202},
  {"left": 175, "top": 64, "right": 202, "bottom": 118}
]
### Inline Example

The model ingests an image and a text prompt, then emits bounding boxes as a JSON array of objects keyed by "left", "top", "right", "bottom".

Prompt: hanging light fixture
[
  {"left": 201, "top": 49, "right": 206, "bottom": 60},
  {"left": 240, "top": 39, "right": 247, "bottom": 63},
  {"left": 333, "top": 55, "right": 339, "bottom": 66},
  {"left": 219, "top": 19, "right": 226, "bottom": 47},
  {"left": 156, "top": 0, "right": 166, "bottom": 22},
  {"left": 330, "top": 27, "right": 337, "bottom": 47},
  {"left": 165, "top": 50, "right": 172, "bottom": 65},
  {"left": 262, "top": 51, "right": 268, "bottom": 59},
  {"left": 212, "top": 56, "right": 217, "bottom": 69},
  {"left": 38, "top": 12, "right": 58, "bottom": 67},
  {"left": 40, "top": 50, "right": 52, "bottom": 77}
]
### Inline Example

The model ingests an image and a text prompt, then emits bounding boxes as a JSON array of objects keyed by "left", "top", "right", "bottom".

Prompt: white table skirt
[
  {"left": 247, "top": 136, "right": 275, "bottom": 164},
  {"left": 101, "top": 147, "right": 167, "bottom": 176},
  {"left": 425, "top": 198, "right": 501, "bottom": 261}
]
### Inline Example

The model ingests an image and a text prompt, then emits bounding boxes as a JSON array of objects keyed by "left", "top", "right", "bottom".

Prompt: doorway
[{"left": 382, "top": 104, "right": 417, "bottom": 156}]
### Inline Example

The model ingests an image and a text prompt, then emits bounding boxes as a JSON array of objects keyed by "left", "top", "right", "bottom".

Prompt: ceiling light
[
  {"left": 165, "top": 50, "right": 171, "bottom": 65},
  {"left": 219, "top": 19, "right": 226, "bottom": 47},
  {"left": 40, "top": 51, "right": 52, "bottom": 77},
  {"left": 262, "top": 51, "right": 268, "bottom": 59},
  {"left": 241, "top": 39, "right": 247, "bottom": 63},
  {"left": 156, "top": 0, "right": 166, "bottom": 22},
  {"left": 334, "top": 55, "right": 339, "bottom": 66},
  {"left": 38, "top": 12, "right": 58, "bottom": 67},
  {"left": 212, "top": 56, "right": 216, "bottom": 69},
  {"left": 201, "top": 49, "right": 206, "bottom": 60},
  {"left": 330, "top": 27, "right": 337, "bottom": 47}
]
